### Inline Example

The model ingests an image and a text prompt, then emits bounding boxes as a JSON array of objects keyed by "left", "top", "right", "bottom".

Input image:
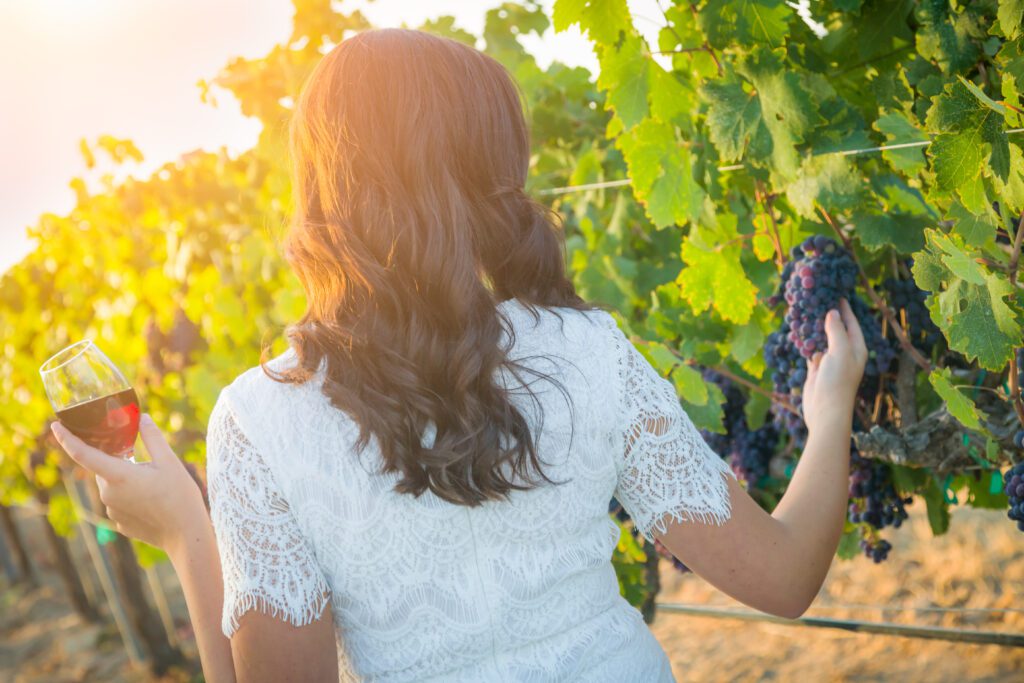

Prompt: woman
[{"left": 51, "top": 28, "right": 867, "bottom": 682}]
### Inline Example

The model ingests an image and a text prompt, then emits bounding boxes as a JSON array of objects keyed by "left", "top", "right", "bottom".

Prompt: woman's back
[{"left": 205, "top": 298, "right": 735, "bottom": 682}]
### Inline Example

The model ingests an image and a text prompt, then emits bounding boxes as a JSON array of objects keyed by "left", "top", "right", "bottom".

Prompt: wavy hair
[{"left": 263, "top": 28, "right": 596, "bottom": 506}]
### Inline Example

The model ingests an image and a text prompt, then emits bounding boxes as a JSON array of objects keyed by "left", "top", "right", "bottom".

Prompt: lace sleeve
[
  {"left": 206, "top": 394, "right": 332, "bottom": 638},
  {"left": 609, "top": 328, "right": 737, "bottom": 545}
]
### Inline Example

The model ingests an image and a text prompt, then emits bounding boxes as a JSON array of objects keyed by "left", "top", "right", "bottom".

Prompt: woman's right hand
[{"left": 800, "top": 298, "right": 868, "bottom": 433}]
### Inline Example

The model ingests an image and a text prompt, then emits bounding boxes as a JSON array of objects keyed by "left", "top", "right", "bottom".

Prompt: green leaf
[
  {"left": 991, "top": 142, "right": 1024, "bottom": 213},
  {"left": 618, "top": 118, "right": 705, "bottom": 228},
  {"left": 962, "top": 469, "right": 1008, "bottom": 509},
  {"left": 677, "top": 237, "right": 758, "bottom": 324},
  {"left": 682, "top": 382, "right": 726, "bottom": 433},
  {"left": 702, "top": 81, "right": 767, "bottom": 162},
  {"left": 649, "top": 64, "right": 695, "bottom": 124},
  {"left": 947, "top": 203, "right": 999, "bottom": 247},
  {"left": 729, "top": 321, "right": 765, "bottom": 364},
  {"left": 931, "top": 231, "right": 986, "bottom": 285},
  {"left": 836, "top": 527, "right": 861, "bottom": 560},
  {"left": 596, "top": 35, "right": 650, "bottom": 129},
  {"left": 672, "top": 364, "right": 709, "bottom": 406},
  {"left": 552, "top": 0, "right": 632, "bottom": 45},
  {"left": 997, "top": 0, "right": 1024, "bottom": 40},
  {"left": 698, "top": 0, "right": 792, "bottom": 49},
  {"left": 873, "top": 111, "right": 928, "bottom": 175},
  {"left": 786, "top": 155, "right": 865, "bottom": 218},
  {"left": 643, "top": 340, "right": 679, "bottom": 375},
  {"left": 914, "top": 230, "right": 1024, "bottom": 370},
  {"left": 926, "top": 80, "right": 1011, "bottom": 192},
  {"left": 852, "top": 212, "right": 929, "bottom": 254},
  {"left": 922, "top": 477, "right": 951, "bottom": 536},
  {"left": 927, "top": 368, "right": 987, "bottom": 430},
  {"left": 736, "top": 47, "right": 822, "bottom": 180}
]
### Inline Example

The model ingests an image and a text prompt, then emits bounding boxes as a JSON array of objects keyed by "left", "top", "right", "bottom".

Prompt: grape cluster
[
  {"left": 882, "top": 270, "right": 941, "bottom": 356},
  {"left": 1006, "top": 463, "right": 1024, "bottom": 533},
  {"left": 699, "top": 370, "right": 780, "bottom": 489},
  {"left": 848, "top": 451, "right": 910, "bottom": 529},
  {"left": 728, "top": 423, "right": 779, "bottom": 488},
  {"left": 765, "top": 237, "right": 897, "bottom": 449},
  {"left": 766, "top": 235, "right": 908, "bottom": 561},
  {"left": 859, "top": 537, "right": 893, "bottom": 563}
]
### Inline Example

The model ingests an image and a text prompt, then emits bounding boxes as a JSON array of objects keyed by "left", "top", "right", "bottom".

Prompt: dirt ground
[
  {"left": 2, "top": 504, "right": 1022, "bottom": 682},
  {"left": 650, "top": 505, "right": 1024, "bottom": 682}
]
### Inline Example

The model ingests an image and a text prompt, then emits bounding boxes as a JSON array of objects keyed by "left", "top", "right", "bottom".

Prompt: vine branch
[
  {"left": 655, "top": 342, "right": 800, "bottom": 416},
  {"left": 1006, "top": 211, "right": 1024, "bottom": 427},
  {"left": 816, "top": 205, "right": 933, "bottom": 373},
  {"left": 755, "top": 182, "right": 786, "bottom": 272}
]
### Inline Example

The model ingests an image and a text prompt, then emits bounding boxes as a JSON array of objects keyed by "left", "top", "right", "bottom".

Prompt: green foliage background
[{"left": 3, "top": 0, "right": 1024, "bottom": 611}]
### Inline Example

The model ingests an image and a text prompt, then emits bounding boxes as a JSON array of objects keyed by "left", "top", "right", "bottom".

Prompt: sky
[{"left": 1, "top": 0, "right": 652, "bottom": 274}]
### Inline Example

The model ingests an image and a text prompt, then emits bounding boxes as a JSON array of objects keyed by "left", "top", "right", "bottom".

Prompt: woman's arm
[
  {"left": 51, "top": 415, "right": 337, "bottom": 682},
  {"left": 167, "top": 504, "right": 237, "bottom": 682},
  {"left": 638, "top": 299, "right": 866, "bottom": 619}
]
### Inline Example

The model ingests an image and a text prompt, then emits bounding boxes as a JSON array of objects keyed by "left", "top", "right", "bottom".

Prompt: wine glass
[{"left": 40, "top": 340, "right": 141, "bottom": 461}]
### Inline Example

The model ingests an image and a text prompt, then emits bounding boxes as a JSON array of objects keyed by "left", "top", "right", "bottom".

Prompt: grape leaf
[
  {"left": 682, "top": 382, "right": 726, "bottom": 433},
  {"left": 997, "top": 0, "right": 1024, "bottom": 40},
  {"left": 643, "top": 340, "right": 680, "bottom": 376},
  {"left": 947, "top": 202, "right": 999, "bottom": 246},
  {"left": 650, "top": 63, "right": 695, "bottom": 124},
  {"left": 618, "top": 118, "right": 706, "bottom": 228},
  {"left": 927, "top": 368, "right": 987, "bottom": 430},
  {"left": 729, "top": 320, "right": 765, "bottom": 364},
  {"left": 991, "top": 142, "right": 1024, "bottom": 213},
  {"left": 698, "top": 0, "right": 792, "bottom": 49},
  {"left": 596, "top": 35, "right": 650, "bottom": 129},
  {"left": 551, "top": 0, "right": 632, "bottom": 45},
  {"left": 922, "top": 477, "right": 951, "bottom": 536},
  {"left": 931, "top": 232, "right": 986, "bottom": 285},
  {"left": 676, "top": 237, "right": 758, "bottom": 324},
  {"left": 915, "top": 1, "right": 979, "bottom": 74},
  {"left": 926, "top": 80, "right": 1011, "bottom": 192},
  {"left": 851, "top": 212, "right": 928, "bottom": 254},
  {"left": 914, "top": 231, "right": 1023, "bottom": 370},
  {"left": 736, "top": 47, "right": 822, "bottom": 179},
  {"left": 873, "top": 111, "right": 928, "bottom": 175},
  {"left": 786, "top": 154, "right": 865, "bottom": 218},
  {"left": 672, "top": 364, "right": 710, "bottom": 406},
  {"left": 702, "top": 81, "right": 768, "bottom": 162}
]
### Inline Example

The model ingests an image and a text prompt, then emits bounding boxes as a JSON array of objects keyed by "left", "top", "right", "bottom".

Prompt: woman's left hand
[{"left": 51, "top": 413, "right": 208, "bottom": 555}]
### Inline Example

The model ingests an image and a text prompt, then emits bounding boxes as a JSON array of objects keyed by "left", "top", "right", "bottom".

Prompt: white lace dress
[{"left": 205, "top": 298, "right": 736, "bottom": 682}]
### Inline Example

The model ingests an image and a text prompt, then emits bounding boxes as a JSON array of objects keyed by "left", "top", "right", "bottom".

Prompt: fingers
[
  {"left": 137, "top": 413, "right": 178, "bottom": 466},
  {"left": 50, "top": 422, "right": 133, "bottom": 481},
  {"left": 823, "top": 308, "right": 850, "bottom": 357},
  {"left": 803, "top": 352, "right": 821, "bottom": 392},
  {"left": 838, "top": 298, "right": 867, "bottom": 363}
]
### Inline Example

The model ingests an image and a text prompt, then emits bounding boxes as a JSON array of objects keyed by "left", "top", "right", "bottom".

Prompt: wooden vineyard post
[
  {"left": 63, "top": 473, "right": 145, "bottom": 667},
  {"left": 0, "top": 503, "right": 35, "bottom": 586},
  {"left": 35, "top": 489, "right": 99, "bottom": 622},
  {"left": 144, "top": 564, "right": 180, "bottom": 648},
  {"left": 83, "top": 476, "right": 186, "bottom": 674}
]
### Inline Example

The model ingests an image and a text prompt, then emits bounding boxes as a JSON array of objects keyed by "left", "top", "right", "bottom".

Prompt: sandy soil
[
  {"left": 2, "top": 505, "right": 1022, "bottom": 681},
  {"left": 650, "top": 506, "right": 1024, "bottom": 682}
]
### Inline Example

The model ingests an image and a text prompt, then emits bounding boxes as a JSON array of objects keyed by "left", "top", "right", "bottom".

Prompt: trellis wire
[
  {"left": 656, "top": 602, "right": 1024, "bottom": 647},
  {"left": 538, "top": 128, "right": 1024, "bottom": 196}
]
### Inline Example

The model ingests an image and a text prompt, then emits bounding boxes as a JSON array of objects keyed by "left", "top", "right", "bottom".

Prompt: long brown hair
[{"left": 264, "top": 28, "right": 595, "bottom": 506}]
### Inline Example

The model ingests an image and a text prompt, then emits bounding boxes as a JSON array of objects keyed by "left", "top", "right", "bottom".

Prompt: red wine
[{"left": 56, "top": 388, "right": 141, "bottom": 456}]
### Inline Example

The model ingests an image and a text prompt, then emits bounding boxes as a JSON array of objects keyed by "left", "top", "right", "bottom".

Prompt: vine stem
[
  {"left": 816, "top": 205, "right": 932, "bottom": 373},
  {"left": 654, "top": 341, "right": 801, "bottom": 415},
  {"left": 1006, "top": 212, "right": 1024, "bottom": 427},
  {"left": 755, "top": 182, "right": 786, "bottom": 272}
]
